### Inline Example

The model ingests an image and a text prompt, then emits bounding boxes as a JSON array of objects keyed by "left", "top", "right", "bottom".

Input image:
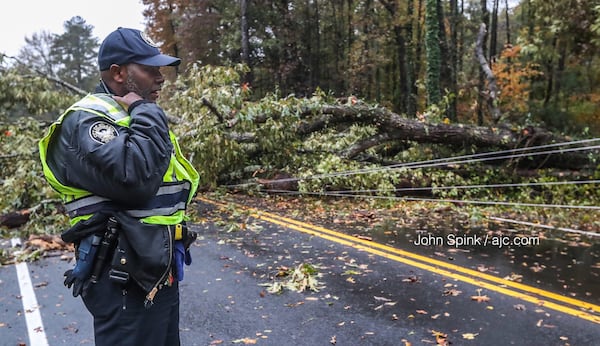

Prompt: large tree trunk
[
  {"left": 205, "top": 100, "right": 593, "bottom": 170},
  {"left": 475, "top": 23, "right": 501, "bottom": 122}
]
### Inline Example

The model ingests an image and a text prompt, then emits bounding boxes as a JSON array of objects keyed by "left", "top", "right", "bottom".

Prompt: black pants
[{"left": 82, "top": 270, "right": 180, "bottom": 346}]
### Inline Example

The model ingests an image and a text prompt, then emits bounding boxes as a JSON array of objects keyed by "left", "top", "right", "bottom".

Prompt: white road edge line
[{"left": 11, "top": 238, "right": 49, "bottom": 346}]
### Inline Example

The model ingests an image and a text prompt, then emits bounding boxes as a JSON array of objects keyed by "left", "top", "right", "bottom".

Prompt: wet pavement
[
  {"left": 359, "top": 220, "right": 600, "bottom": 305},
  {"left": 0, "top": 199, "right": 599, "bottom": 345}
]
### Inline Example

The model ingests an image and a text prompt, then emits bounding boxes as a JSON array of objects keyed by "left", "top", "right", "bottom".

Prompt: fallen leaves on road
[
  {"left": 373, "top": 296, "right": 397, "bottom": 310},
  {"left": 353, "top": 234, "right": 373, "bottom": 241},
  {"left": 374, "top": 296, "right": 392, "bottom": 301},
  {"left": 403, "top": 275, "right": 421, "bottom": 283},
  {"left": 231, "top": 337, "right": 257, "bottom": 344},
  {"left": 26, "top": 234, "right": 72, "bottom": 252},
  {"left": 462, "top": 333, "right": 479, "bottom": 340},
  {"left": 471, "top": 295, "right": 491, "bottom": 303},
  {"left": 471, "top": 289, "right": 491, "bottom": 303},
  {"left": 260, "top": 263, "right": 324, "bottom": 293},
  {"left": 430, "top": 330, "right": 449, "bottom": 346},
  {"left": 443, "top": 288, "right": 462, "bottom": 296},
  {"left": 503, "top": 273, "right": 523, "bottom": 282}
]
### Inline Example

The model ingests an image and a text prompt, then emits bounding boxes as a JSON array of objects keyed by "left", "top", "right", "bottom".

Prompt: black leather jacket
[
  {"left": 50, "top": 84, "right": 177, "bottom": 294},
  {"left": 46, "top": 84, "right": 173, "bottom": 207}
]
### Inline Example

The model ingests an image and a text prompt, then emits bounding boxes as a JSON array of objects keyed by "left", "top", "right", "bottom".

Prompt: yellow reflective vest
[{"left": 39, "top": 93, "right": 199, "bottom": 227}]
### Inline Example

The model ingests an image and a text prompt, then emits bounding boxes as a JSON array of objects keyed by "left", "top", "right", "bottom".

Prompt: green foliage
[
  {"left": 164, "top": 64, "right": 333, "bottom": 188},
  {"left": 165, "top": 63, "right": 252, "bottom": 188},
  {"left": 0, "top": 118, "right": 68, "bottom": 237},
  {"left": 0, "top": 58, "right": 76, "bottom": 239},
  {"left": 0, "top": 62, "right": 76, "bottom": 117}
]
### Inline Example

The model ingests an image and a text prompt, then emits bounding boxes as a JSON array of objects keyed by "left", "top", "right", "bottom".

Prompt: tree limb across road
[{"left": 221, "top": 103, "right": 591, "bottom": 169}]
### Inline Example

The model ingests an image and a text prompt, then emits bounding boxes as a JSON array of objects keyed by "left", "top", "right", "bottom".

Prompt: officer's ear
[{"left": 107, "top": 64, "right": 128, "bottom": 84}]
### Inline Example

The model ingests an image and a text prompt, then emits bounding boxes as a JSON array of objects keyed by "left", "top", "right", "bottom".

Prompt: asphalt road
[{"left": 1, "top": 200, "right": 599, "bottom": 345}]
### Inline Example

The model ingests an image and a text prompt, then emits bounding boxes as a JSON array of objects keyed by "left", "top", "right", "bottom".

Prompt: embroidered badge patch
[
  {"left": 89, "top": 121, "right": 118, "bottom": 144},
  {"left": 140, "top": 31, "right": 160, "bottom": 48}
]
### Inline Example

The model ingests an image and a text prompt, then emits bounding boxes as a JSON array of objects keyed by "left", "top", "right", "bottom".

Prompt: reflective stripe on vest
[{"left": 65, "top": 181, "right": 192, "bottom": 218}]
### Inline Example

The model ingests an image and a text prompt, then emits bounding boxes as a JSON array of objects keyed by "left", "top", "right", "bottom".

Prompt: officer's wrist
[{"left": 128, "top": 100, "right": 150, "bottom": 113}]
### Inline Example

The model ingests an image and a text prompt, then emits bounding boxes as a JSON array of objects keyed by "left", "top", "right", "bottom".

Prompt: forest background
[{"left": 0, "top": 0, "right": 599, "bottom": 256}]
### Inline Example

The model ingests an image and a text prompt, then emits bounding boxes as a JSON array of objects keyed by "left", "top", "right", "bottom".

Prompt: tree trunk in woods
[
  {"left": 448, "top": 0, "right": 459, "bottom": 122},
  {"left": 380, "top": 0, "right": 411, "bottom": 116},
  {"left": 425, "top": 0, "right": 441, "bottom": 105},
  {"left": 240, "top": 0, "right": 251, "bottom": 84},
  {"left": 477, "top": 0, "right": 489, "bottom": 125},
  {"left": 544, "top": 36, "right": 558, "bottom": 106},
  {"left": 475, "top": 23, "right": 501, "bottom": 122},
  {"left": 490, "top": 0, "right": 499, "bottom": 61},
  {"left": 166, "top": 0, "right": 179, "bottom": 75},
  {"left": 504, "top": 0, "right": 511, "bottom": 45},
  {"left": 412, "top": 0, "right": 425, "bottom": 117}
]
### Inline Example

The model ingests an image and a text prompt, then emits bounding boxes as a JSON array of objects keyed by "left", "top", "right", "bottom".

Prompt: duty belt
[{"left": 65, "top": 181, "right": 191, "bottom": 218}]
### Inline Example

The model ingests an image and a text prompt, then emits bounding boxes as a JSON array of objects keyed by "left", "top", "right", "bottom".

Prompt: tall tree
[
  {"left": 379, "top": 0, "right": 412, "bottom": 116},
  {"left": 476, "top": 0, "right": 489, "bottom": 125},
  {"left": 240, "top": 0, "right": 251, "bottom": 84},
  {"left": 425, "top": 0, "right": 441, "bottom": 105},
  {"left": 490, "top": 0, "right": 499, "bottom": 60},
  {"left": 50, "top": 16, "right": 99, "bottom": 91},
  {"left": 17, "top": 31, "right": 56, "bottom": 76},
  {"left": 447, "top": 0, "right": 459, "bottom": 122},
  {"left": 504, "top": 0, "right": 511, "bottom": 46}
]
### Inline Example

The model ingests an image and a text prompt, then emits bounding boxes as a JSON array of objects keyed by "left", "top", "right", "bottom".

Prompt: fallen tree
[{"left": 198, "top": 98, "right": 594, "bottom": 173}]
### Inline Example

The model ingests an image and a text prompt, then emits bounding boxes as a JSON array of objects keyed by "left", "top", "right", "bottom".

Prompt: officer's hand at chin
[
  {"left": 64, "top": 269, "right": 92, "bottom": 297},
  {"left": 113, "top": 92, "right": 143, "bottom": 110}
]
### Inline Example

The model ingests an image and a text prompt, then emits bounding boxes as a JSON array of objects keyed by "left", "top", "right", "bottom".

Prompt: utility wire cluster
[{"left": 227, "top": 138, "right": 600, "bottom": 212}]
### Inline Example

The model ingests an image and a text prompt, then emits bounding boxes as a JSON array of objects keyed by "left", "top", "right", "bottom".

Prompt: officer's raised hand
[{"left": 113, "top": 92, "right": 144, "bottom": 111}]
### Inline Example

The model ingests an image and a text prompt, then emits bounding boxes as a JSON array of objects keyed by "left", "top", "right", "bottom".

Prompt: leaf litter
[{"left": 259, "top": 263, "right": 324, "bottom": 294}]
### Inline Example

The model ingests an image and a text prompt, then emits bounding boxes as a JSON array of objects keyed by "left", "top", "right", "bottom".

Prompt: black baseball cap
[{"left": 98, "top": 27, "right": 181, "bottom": 71}]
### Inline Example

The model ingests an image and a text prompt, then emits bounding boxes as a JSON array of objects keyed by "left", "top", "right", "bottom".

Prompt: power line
[
  {"left": 273, "top": 179, "right": 600, "bottom": 195},
  {"left": 226, "top": 138, "right": 600, "bottom": 188},
  {"left": 300, "top": 143, "right": 600, "bottom": 181},
  {"left": 259, "top": 189, "right": 600, "bottom": 210},
  {"left": 489, "top": 217, "right": 600, "bottom": 238},
  {"left": 224, "top": 138, "right": 600, "bottom": 212}
]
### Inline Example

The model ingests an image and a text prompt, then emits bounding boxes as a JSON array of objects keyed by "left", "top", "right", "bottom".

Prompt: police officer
[{"left": 39, "top": 27, "right": 199, "bottom": 346}]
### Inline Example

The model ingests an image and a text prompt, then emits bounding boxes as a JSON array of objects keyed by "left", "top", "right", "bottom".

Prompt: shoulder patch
[{"left": 89, "top": 121, "right": 118, "bottom": 144}]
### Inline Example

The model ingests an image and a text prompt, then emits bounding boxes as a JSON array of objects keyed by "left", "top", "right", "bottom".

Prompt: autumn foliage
[{"left": 492, "top": 45, "right": 542, "bottom": 122}]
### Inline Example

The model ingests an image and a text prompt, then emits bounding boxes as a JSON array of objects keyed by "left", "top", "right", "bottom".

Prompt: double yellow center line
[{"left": 198, "top": 197, "right": 600, "bottom": 324}]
